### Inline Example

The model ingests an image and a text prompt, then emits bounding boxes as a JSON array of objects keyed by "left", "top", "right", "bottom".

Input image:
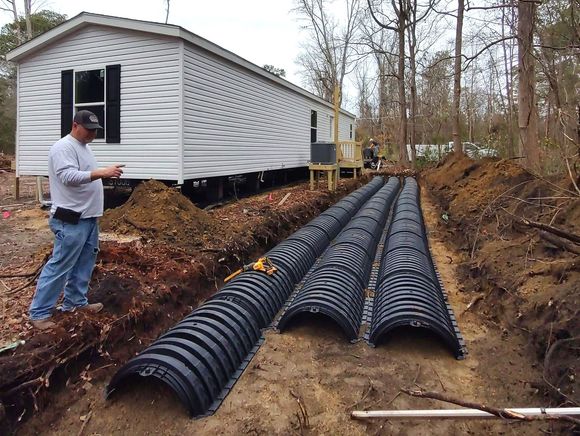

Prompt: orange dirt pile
[
  {"left": 101, "top": 180, "right": 227, "bottom": 248},
  {"left": 425, "top": 153, "right": 580, "bottom": 244},
  {"left": 423, "top": 153, "right": 580, "bottom": 406},
  {"left": 425, "top": 154, "right": 529, "bottom": 219}
]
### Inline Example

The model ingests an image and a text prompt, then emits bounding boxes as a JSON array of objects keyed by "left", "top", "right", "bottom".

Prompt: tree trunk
[
  {"left": 407, "top": 0, "right": 418, "bottom": 168},
  {"left": 23, "top": 0, "right": 32, "bottom": 39},
  {"left": 6, "top": 0, "right": 23, "bottom": 44},
  {"left": 545, "top": 100, "right": 550, "bottom": 138},
  {"left": 9, "top": 0, "right": 18, "bottom": 21},
  {"left": 502, "top": 7, "right": 516, "bottom": 158},
  {"left": 397, "top": 3, "right": 409, "bottom": 164},
  {"left": 517, "top": 0, "right": 540, "bottom": 169},
  {"left": 377, "top": 57, "right": 388, "bottom": 154},
  {"left": 452, "top": 0, "right": 464, "bottom": 156}
]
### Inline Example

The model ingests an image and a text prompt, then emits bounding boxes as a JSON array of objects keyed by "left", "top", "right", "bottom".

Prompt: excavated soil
[
  {"left": 423, "top": 153, "right": 579, "bottom": 409},
  {"left": 101, "top": 180, "right": 228, "bottom": 249}
]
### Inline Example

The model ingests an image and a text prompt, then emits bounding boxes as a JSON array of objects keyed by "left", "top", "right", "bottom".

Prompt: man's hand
[{"left": 91, "top": 164, "right": 124, "bottom": 181}]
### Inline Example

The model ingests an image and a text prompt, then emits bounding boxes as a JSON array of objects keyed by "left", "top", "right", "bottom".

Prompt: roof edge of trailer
[{"left": 6, "top": 12, "right": 357, "bottom": 119}]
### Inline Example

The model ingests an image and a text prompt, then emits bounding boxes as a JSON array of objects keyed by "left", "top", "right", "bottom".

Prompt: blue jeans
[{"left": 29, "top": 216, "right": 99, "bottom": 321}]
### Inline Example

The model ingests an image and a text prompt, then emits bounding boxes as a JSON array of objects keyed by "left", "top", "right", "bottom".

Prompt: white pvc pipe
[{"left": 351, "top": 407, "right": 580, "bottom": 419}]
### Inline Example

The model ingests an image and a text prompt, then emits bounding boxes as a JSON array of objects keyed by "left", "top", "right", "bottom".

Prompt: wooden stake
[
  {"left": 333, "top": 85, "right": 340, "bottom": 144},
  {"left": 15, "top": 176, "right": 20, "bottom": 200},
  {"left": 277, "top": 193, "right": 291, "bottom": 206}
]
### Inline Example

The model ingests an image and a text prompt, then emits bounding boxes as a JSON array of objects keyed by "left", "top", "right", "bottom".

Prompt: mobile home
[{"left": 6, "top": 12, "right": 356, "bottom": 188}]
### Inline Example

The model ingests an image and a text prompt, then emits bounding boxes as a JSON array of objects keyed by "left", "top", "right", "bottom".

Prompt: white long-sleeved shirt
[{"left": 48, "top": 134, "right": 103, "bottom": 218}]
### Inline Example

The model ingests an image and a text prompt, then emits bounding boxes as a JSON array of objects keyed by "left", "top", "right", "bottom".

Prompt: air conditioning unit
[{"left": 310, "top": 142, "right": 336, "bottom": 165}]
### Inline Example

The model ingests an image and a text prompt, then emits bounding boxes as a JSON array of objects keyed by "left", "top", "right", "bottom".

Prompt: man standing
[{"left": 29, "top": 110, "right": 124, "bottom": 330}]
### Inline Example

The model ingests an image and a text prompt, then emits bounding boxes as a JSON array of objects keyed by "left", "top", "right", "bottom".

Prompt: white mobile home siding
[
  {"left": 339, "top": 113, "right": 355, "bottom": 141},
  {"left": 182, "top": 45, "right": 356, "bottom": 179},
  {"left": 16, "top": 25, "right": 181, "bottom": 180},
  {"left": 182, "top": 44, "right": 309, "bottom": 179}
]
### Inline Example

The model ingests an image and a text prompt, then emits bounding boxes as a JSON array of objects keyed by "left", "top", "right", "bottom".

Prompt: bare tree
[
  {"left": 452, "top": 0, "right": 464, "bottom": 156},
  {"left": 353, "top": 62, "right": 375, "bottom": 138},
  {"left": 517, "top": 0, "right": 540, "bottom": 169},
  {"left": 406, "top": 0, "right": 439, "bottom": 166},
  {"left": 420, "top": 50, "right": 453, "bottom": 145},
  {"left": 0, "top": 0, "right": 18, "bottom": 21},
  {"left": 501, "top": 3, "right": 516, "bottom": 158},
  {"left": 165, "top": 0, "right": 170, "bottom": 24},
  {"left": 23, "top": 0, "right": 32, "bottom": 39},
  {"left": 359, "top": 19, "right": 398, "bottom": 152},
  {"left": 534, "top": 0, "right": 579, "bottom": 179},
  {"left": 0, "top": 0, "right": 21, "bottom": 43},
  {"left": 295, "top": 0, "right": 362, "bottom": 104},
  {"left": 367, "top": 0, "right": 410, "bottom": 164}
]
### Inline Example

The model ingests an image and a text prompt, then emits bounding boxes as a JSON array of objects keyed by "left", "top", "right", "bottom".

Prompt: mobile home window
[
  {"left": 75, "top": 69, "right": 105, "bottom": 139},
  {"left": 310, "top": 110, "right": 317, "bottom": 143},
  {"left": 329, "top": 116, "right": 334, "bottom": 139},
  {"left": 61, "top": 65, "right": 121, "bottom": 143}
]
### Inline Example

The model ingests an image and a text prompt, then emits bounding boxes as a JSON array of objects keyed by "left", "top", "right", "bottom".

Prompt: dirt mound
[
  {"left": 423, "top": 153, "right": 580, "bottom": 406},
  {"left": 425, "top": 153, "right": 580, "bottom": 245},
  {"left": 101, "top": 180, "right": 227, "bottom": 248},
  {"left": 425, "top": 154, "right": 530, "bottom": 218}
]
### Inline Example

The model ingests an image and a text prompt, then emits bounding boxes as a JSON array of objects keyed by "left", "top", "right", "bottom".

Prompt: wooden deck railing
[{"left": 336, "top": 141, "right": 363, "bottom": 168}]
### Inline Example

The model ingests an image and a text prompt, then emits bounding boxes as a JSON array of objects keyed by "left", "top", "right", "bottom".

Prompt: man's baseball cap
[{"left": 73, "top": 110, "right": 103, "bottom": 130}]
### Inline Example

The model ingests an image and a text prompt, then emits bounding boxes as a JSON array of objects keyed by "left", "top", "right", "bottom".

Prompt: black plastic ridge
[
  {"left": 106, "top": 176, "right": 386, "bottom": 417},
  {"left": 368, "top": 177, "right": 467, "bottom": 359},
  {"left": 277, "top": 177, "right": 400, "bottom": 341}
]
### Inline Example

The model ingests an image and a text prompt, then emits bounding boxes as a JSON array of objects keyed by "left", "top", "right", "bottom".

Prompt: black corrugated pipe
[
  {"left": 369, "top": 177, "right": 467, "bottom": 359},
  {"left": 106, "top": 176, "right": 385, "bottom": 417},
  {"left": 277, "top": 177, "right": 400, "bottom": 340}
]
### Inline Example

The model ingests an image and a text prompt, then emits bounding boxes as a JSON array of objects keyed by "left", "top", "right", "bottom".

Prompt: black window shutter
[
  {"left": 106, "top": 64, "right": 121, "bottom": 143},
  {"left": 61, "top": 70, "right": 73, "bottom": 137}
]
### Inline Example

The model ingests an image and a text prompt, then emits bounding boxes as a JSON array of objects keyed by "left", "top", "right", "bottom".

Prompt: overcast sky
[{"left": 1, "top": 0, "right": 311, "bottom": 88}]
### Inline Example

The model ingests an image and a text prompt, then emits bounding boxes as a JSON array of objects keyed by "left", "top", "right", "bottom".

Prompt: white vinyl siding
[
  {"left": 182, "top": 45, "right": 312, "bottom": 179},
  {"left": 339, "top": 113, "right": 354, "bottom": 141},
  {"left": 17, "top": 25, "right": 181, "bottom": 180}
]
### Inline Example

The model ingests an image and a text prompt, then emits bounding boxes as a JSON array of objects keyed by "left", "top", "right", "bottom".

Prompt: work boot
[
  {"left": 78, "top": 303, "right": 104, "bottom": 313},
  {"left": 31, "top": 318, "right": 56, "bottom": 330}
]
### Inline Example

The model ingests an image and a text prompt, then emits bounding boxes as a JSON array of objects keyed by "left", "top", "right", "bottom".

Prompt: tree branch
[
  {"left": 504, "top": 211, "right": 580, "bottom": 244},
  {"left": 402, "top": 388, "right": 580, "bottom": 426},
  {"left": 538, "top": 231, "right": 580, "bottom": 255},
  {"left": 367, "top": 0, "right": 399, "bottom": 31}
]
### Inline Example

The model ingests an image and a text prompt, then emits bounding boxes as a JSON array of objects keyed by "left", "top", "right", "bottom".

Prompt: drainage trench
[
  {"left": 106, "top": 176, "right": 385, "bottom": 417},
  {"left": 107, "top": 176, "right": 466, "bottom": 417},
  {"left": 277, "top": 177, "right": 400, "bottom": 341}
]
